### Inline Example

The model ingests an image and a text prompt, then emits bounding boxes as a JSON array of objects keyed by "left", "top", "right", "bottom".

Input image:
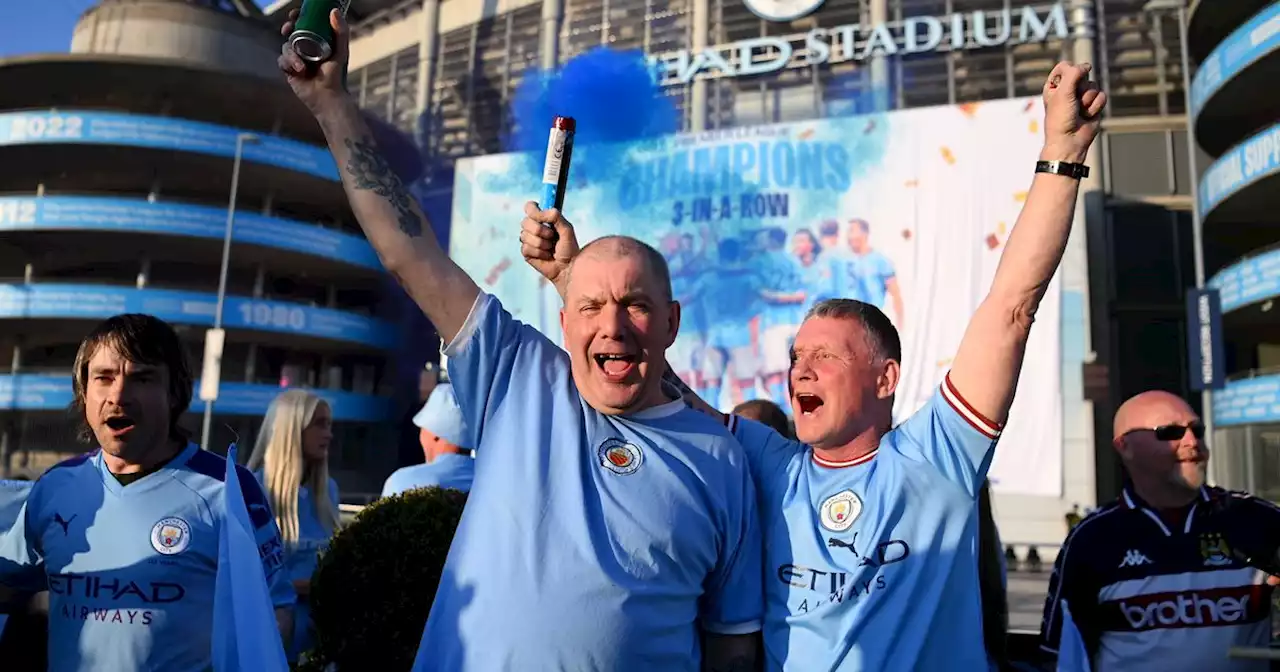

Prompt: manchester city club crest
[
  {"left": 598, "top": 438, "right": 644, "bottom": 475},
  {"left": 820, "top": 490, "right": 863, "bottom": 532},
  {"left": 1199, "top": 532, "right": 1233, "bottom": 567},
  {"left": 150, "top": 516, "right": 192, "bottom": 555}
]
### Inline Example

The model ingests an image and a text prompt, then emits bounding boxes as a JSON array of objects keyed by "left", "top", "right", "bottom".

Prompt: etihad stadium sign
[{"left": 651, "top": 2, "right": 1069, "bottom": 85}]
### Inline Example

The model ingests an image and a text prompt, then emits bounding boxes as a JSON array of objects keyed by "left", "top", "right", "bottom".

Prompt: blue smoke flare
[
  {"left": 490, "top": 47, "right": 680, "bottom": 197},
  {"left": 505, "top": 47, "right": 679, "bottom": 152}
]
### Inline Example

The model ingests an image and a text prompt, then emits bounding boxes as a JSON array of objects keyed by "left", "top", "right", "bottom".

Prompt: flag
[
  {"left": 212, "top": 444, "right": 290, "bottom": 672},
  {"left": 1057, "top": 599, "right": 1091, "bottom": 672}
]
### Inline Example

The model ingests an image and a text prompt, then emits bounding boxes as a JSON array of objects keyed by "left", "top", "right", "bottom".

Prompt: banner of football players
[{"left": 449, "top": 97, "right": 1063, "bottom": 497}]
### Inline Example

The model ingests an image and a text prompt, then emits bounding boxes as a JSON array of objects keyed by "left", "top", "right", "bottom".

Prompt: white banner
[{"left": 450, "top": 96, "right": 1062, "bottom": 497}]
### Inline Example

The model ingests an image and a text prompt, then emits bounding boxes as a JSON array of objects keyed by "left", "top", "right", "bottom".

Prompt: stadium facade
[
  {"left": 0, "top": 0, "right": 437, "bottom": 497},
  {"left": 1187, "top": 0, "right": 1280, "bottom": 502},
  {"left": 270, "top": 0, "right": 1266, "bottom": 548}
]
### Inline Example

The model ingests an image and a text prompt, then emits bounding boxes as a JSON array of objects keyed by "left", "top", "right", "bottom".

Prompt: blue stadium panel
[{"left": 0, "top": 284, "right": 397, "bottom": 349}]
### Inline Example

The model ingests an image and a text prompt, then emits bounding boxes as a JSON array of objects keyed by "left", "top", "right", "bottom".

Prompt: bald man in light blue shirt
[{"left": 381, "top": 384, "right": 474, "bottom": 496}]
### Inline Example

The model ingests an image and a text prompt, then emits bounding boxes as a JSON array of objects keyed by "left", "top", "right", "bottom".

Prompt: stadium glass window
[
  {"left": 1107, "top": 131, "right": 1174, "bottom": 196},
  {"left": 362, "top": 59, "right": 394, "bottom": 124},
  {"left": 1107, "top": 204, "right": 1190, "bottom": 305},
  {"left": 1113, "top": 314, "right": 1189, "bottom": 402},
  {"left": 391, "top": 47, "right": 421, "bottom": 133},
  {"left": 1096, "top": 0, "right": 1189, "bottom": 119}
]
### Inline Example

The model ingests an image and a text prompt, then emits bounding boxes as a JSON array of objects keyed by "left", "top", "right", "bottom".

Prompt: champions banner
[{"left": 450, "top": 97, "right": 1063, "bottom": 497}]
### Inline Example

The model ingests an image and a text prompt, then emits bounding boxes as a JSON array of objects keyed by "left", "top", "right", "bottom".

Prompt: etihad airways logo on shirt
[
  {"left": 1113, "top": 586, "right": 1265, "bottom": 631},
  {"left": 777, "top": 535, "right": 912, "bottom": 615},
  {"left": 49, "top": 572, "right": 187, "bottom": 627}
]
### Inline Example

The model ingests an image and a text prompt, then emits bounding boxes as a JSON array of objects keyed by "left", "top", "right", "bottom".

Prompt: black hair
[
  {"left": 732, "top": 399, "right": 793, "bottom": 439},
  {"left": 793, "top": 228, "right": 822, "bottom": 257}
]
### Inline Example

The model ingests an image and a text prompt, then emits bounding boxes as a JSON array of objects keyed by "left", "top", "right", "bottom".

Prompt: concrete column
[
  {"left": 244, "top": 343, "right": 257, "bottom": 383},
  {"left": 869, "top": 0, "right": 889, "bottom": 110},
  {"left": 1068, "top": 0, "right": 1101, "bottom": 507},
  {"left": 689, "top": 0, "right": 710, "bottom": 131},
  {"left": 1070, "top": 0, "right": 1101, "bottom": 349},
  {"left": 416, "top": 0, "right": 441, "bottom": 147},
  {"left": 541, "top": 0, "right": 563, "bottom": 70}
]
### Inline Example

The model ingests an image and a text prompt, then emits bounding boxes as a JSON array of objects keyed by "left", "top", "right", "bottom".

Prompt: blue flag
[
  {"left": 213, "top": 444, "right": 290, "bottom": 672},
  {"left": 1057, "top": 599, "right": 1091, "bottom": 672},
  {"left": 0, "top": 479, "right": 32, "bottom": 641}
]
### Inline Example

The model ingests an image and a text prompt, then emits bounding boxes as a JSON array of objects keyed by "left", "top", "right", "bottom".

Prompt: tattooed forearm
[{"left": 343, "top": 136, "right": 423, "bottom": 237}]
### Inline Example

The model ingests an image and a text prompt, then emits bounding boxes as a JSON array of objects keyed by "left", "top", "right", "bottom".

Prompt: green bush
[{"left": 302, "top": 487, "right": 468, "bottom": 671}]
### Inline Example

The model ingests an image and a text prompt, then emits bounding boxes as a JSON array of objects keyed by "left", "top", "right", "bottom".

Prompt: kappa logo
[
  {"left": 1118, "top": 549, "right": 1153, "bottom": 568},
  {"left": 1199, "top": 533, "right": 1233, "bottom": 567},
  {"left": 150, "top": 517, "right": 191, "bottom": 556},
  {"left": 742, "top": 0, "right": 825, "bottom": 22},
  {"left": 819, "top": 490, "right": 862, "bottom": 532},
  {"left": 598, "top": 438, "right": 644, "bottom": 475}
]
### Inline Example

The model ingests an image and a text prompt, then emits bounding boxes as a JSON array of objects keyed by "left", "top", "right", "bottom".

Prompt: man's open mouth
[
  {"left": 104, "top": 416, "right": 136, "bottom": 434},
  {"left": 593, "top": 353, "right": 638, "bottom": 382},
  {"left": 795, "top": 393, "right": 824, "bottom": 416}
]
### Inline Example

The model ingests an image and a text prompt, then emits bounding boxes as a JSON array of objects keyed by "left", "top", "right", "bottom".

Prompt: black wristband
[{"left": 1036, "top": 160, "right": 1089, "bottom": 179}]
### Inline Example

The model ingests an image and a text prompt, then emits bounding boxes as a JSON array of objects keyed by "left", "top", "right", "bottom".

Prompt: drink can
[
  {"left": 289, "top": 0, "right": 352, "bottom": 63},
  {"left": 540, "top": 116, "right": 576, "bottom": 216}
]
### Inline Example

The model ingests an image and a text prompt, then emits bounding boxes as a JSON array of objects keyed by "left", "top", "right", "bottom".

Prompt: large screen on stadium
[{"left": 449, "top": 97, "right": 1062, "bottom": 497}]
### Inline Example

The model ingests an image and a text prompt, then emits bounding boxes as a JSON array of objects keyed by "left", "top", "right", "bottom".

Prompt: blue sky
[{"left": 0, "top": 1, "right": 273, "bottom": 59}]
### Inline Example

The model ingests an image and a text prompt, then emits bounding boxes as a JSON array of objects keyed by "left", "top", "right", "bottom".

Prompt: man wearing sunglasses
[{"left": 1039, "top": 390, "right": 1280, "bottom": 671}]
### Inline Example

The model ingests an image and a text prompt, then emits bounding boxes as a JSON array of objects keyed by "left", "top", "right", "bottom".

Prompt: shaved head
[
  {"left": 569, "top": 236, "right": 672, "bottom": 302},
  {"left": 1113, "top": 390, "right": 1194, "bottom": 440},
  {"left": 559, "top": 234, "right": 680, "bottom": 416},
  {"left": 1112, "top": 389, "right": 1208, "bottom": 506}
]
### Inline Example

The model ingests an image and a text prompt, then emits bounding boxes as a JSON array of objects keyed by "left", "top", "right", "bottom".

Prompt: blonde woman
[{"left": 247, "top": 389, "right": 341, "bottom": 663}]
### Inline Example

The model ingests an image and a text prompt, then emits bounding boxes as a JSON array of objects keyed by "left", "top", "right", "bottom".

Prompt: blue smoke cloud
[
  {"left": 488, "top": 47, "right": 679, "bottom": 196},
  {"left": 505, "top": 47, "right": 679, "bottom": 152}
]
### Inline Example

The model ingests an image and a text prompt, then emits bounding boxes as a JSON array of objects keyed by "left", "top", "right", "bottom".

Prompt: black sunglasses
[{"left": 1124, "top": 422, "right": 1206, "bottom": 441}]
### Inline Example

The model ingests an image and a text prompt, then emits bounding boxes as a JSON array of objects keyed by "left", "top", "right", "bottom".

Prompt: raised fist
[
  {"left": 1041, "top": 61, "right": 1107, "bottom": 163},
  {"left": 519, "top": 201, "right": 580, "bottom": 295},
  {"left": 277, "top": 8, "right": 351, "bottom": 117}
]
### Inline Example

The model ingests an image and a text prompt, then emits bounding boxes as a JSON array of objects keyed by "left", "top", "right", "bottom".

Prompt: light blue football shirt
[
  {"left": 0, "top": 480, "right": 31, "bottom": 530},
  {"left": 671, "top": 268, "right": 707, "bottom": 337},
  {"left": 254, "top": 471, "right": 339, "bottom": 660},
  {"left": 381, "top": 454, "right": 475, "bottom": 497},
  {"left": 796, "top": 258, "right": 833, "bottom": 314},
  {"left": 704, "top": 267, "right": 763, "bottom": 349},
  {"left": 728, "top": 375, "right": 1001, "bottom": 671},
  {"left": 0, "top": 479, "right": 32, "bottom": 639},
  {"left": 814, "top": 249, "right": 849, "bottom": 303},
  {"left": 847, "top": 250, "right": 895, "bottom": 309},
  {"left": 0, "top": 444, "right": 295, "bottom": 672},
  {"left": 414, "top": 293, "right": 763, "bottom": 671},
  {"left": 761, "top": 251, "right": 805, "bottom": 329}
]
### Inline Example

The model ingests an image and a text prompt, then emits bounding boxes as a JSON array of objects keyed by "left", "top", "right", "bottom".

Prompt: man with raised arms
[
  {"left": 521, "top": 63, "right": 1106, "bottom": 670},
  {"left": 278, "top": 9, "right": 762, "bottom": 671}
]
